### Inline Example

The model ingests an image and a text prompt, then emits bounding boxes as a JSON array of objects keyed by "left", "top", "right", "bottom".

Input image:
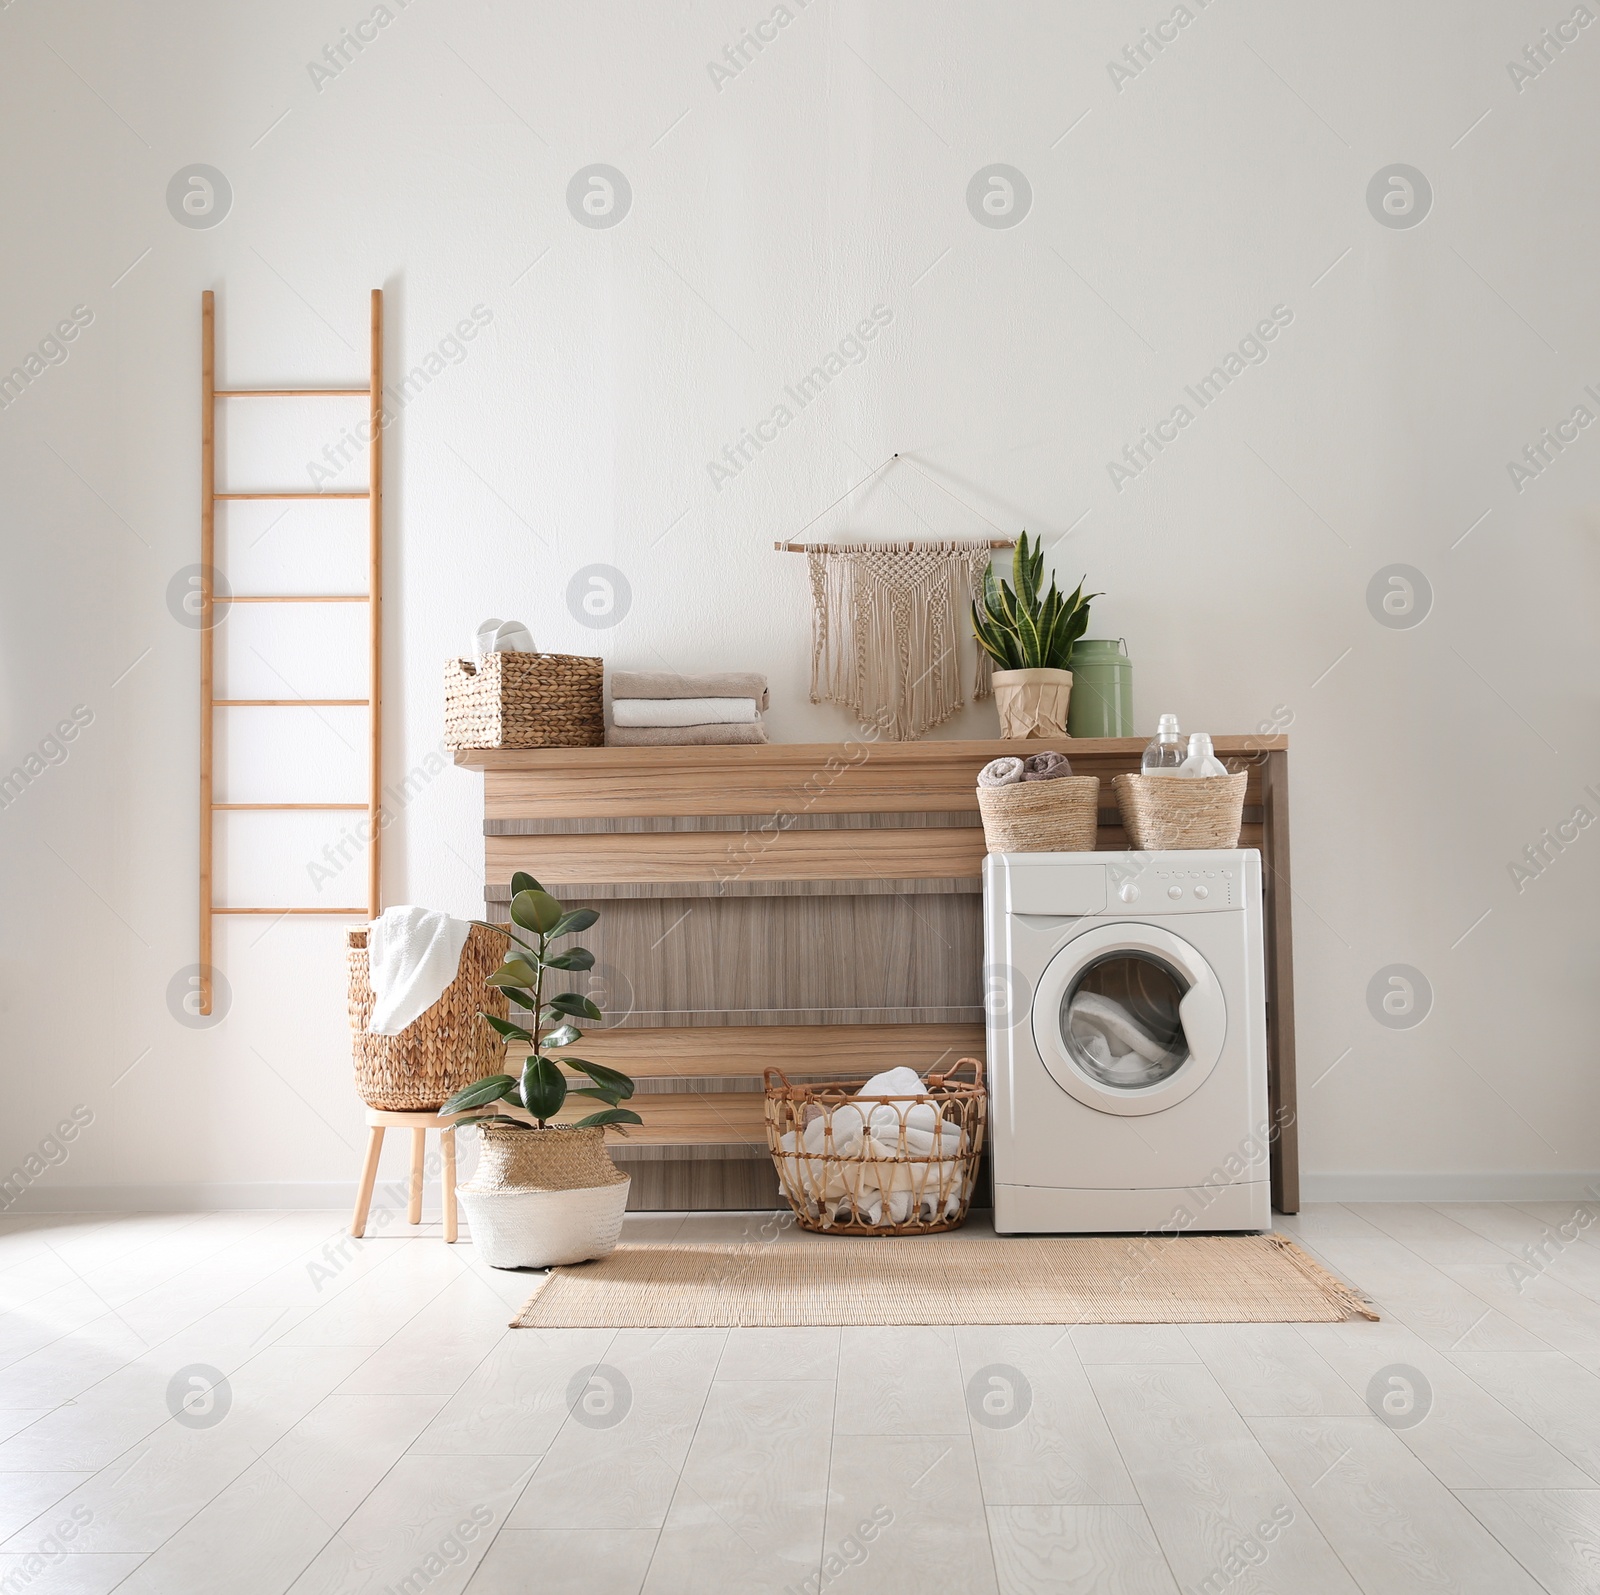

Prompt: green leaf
[
  {"left": 440, "top": 1074, "right": 517, "bottom": 1114},
  {"left": 1013, "top": 530, "right": 1038, "bottom": 610},
  {"left": 544, "top": 947, "right": 595, "bottom": 971},
  {"left": 481, "top": 1014, "right": 533, "bottom": 1042},
  {"left": 547, "top": 992, "right": 603, "bottom": 1021},
  {"left": 487, "top": 962, "right": 538, "bottom": 988},
  {"left": 567, "top": 1108, "right": 644, "bottom": 1131},
  {"left": 542, "top": 1022, "right": 582, "bottom": 1048},
  {"left": 509, "top": 871, "right": 543, "bottom": 896},
  {"left": 520, "top": 1056, "right": 567, "bottom": 1122},
  {"left": 510, "top": 888, "right": 564, "bottom": 935},
  {"left": 1012, "top": 603, "right": 1043, "bottom": 670},
  {"left": 549, "top": 908, "right": 599, "bottom": 938},
  {"left": 453, "top": 1113, "right": 532, "bottom": 1131},
  {"left": 562, "top": 1059, "right": 636, "bottom": 1100},
  {"left": 568, "top": 1085, "right": 622, "bottom": 1105}
]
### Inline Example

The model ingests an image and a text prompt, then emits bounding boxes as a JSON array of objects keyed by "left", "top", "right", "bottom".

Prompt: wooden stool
[{"left": 350, "top": 1108, "right": 459, "bottom": 1243}]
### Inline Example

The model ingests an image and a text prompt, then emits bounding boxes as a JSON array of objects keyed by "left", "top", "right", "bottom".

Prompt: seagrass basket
[
  {"left": 763, "top": 1060, "right": 987, "bottom": 1235},
  {"left": 347, "top": 924, "right": 509, "bottom": 1110},
  {"left": 444, "top": 652, "right": 604, "bottom": 750},
  {"left": 1112, "top": 771, "right": 1247, "bottom": 850},
  {"left": 976, "top": 776, "right": 1100, "bottom": 853}
]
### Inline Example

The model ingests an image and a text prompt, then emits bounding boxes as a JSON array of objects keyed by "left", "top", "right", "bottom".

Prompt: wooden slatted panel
[
  {"left": 485, "top": 824, "right": 1265, "bottom": 891},
  {"left": 486, "top": 826, "right": 986, "bottom": 885},
  {"left": 619, "top": 1093, "right": 768, "bottom": 1145},
  {"left": 465, "top": 737, "right": 1281, "bottom": 820},
  {"left": 574, "top": 1023, "right": 986, "bottom": 1078}
]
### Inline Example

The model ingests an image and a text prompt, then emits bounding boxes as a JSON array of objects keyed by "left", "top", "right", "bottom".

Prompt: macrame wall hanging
[{"left": 776, "top": 455, "right": 1015, "bottom": 742}]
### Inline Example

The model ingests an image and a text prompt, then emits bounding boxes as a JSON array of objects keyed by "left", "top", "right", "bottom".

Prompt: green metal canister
[{"left": 1066, "top": 638, "right": 1134, "bottom": 737}]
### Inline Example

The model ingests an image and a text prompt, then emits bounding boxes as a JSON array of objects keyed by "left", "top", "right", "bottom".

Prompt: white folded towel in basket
[{"left": 366, "top": 905, "right": 472, "bottom": 1036}]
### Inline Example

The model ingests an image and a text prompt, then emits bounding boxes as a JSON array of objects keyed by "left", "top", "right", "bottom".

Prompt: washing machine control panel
[{"left": 1107, "top": 866, "right": 1236, "bottom": 912}]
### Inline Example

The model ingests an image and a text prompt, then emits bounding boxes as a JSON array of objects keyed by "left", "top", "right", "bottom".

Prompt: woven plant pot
[
  {"left": 458, "top": 1125, "right": 631, "bottom": 1269},
  {"left": 991, "top": 667, "right": 1072, "bottom": 738},
  {"left": 347, "top": 924, "right": 509, "bottom": 1110},
  {"left": 444, "top": 652, "right": 604, "bottom": 750},
  {"left": 977, "top": 776, "right": 1100, "bottom": 853},
  {"left": 1112, "top": 771, "right": 1247, "bottom": 850}
]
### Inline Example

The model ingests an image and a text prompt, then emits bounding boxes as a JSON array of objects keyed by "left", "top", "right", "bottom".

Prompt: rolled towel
[
  {"left": 366, "top": 906, "right": 472, "bottom": 1036},
  {"left": 605, "top": 722, "right": 768, "bottom": 747},
  {"left": 612, "top": 697, "right": 757, "bottom": 727},
  {"left": 977, "top": 756, "right": 1024, "bottom": 789},
  {"left": 1022, "top": 751, "right": 1074, "bottom": 780},
  {"left": 611, "top": 670, "right": 769, "bottom": 711},
  {"left": 474, "top": 618, "right": 536, "bottom": 654}
]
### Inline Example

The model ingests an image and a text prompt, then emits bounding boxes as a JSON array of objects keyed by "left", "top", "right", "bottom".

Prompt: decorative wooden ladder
[{"left": 197, "top": 288, "right": 384, "bottom": 1015}]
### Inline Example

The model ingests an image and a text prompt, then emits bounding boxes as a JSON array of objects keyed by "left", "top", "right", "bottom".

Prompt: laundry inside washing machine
[{"left": 1061, "top": 953, "right": 1189, "bottom": 1091}]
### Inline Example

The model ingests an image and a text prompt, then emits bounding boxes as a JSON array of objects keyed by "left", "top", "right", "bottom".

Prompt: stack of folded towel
[{"left": 607, "top": 670, "right": 769, "bottom": 746}]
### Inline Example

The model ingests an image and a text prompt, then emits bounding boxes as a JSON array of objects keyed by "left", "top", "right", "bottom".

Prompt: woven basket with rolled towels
[{"left": 607, "top": 670, "right": 770, "bottom": 746}]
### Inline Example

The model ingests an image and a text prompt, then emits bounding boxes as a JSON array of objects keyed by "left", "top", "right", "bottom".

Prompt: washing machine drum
[{"left": 1029, "top": 922, "right": 1227, "bottom": 1117}]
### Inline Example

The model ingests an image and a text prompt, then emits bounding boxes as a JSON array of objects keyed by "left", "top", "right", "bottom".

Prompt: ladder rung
[
  {"left": 214, "top": 907, "right": 370, "bottom": 915},
  {"left": 215, "top": 388, "right": 370, "bottom": 397},
  {"left": 217, "top": 594, "right": 369, "bottom": 603},
  {"left": 214, "top": 698, "right": 370, "bottom": 707},
  {"left": 214, "top": 803, "right": 368, "bottom": 811},
  {"left": 215, "top": 491, "right": 370, "bottom": 500}
]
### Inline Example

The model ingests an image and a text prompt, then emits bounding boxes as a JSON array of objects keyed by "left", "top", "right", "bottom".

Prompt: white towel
[
  {"left": 366, "top": 906, "right": 472, "bottom": 1036},
  {"left": 611, "top": 697, "right": 758, "bottom": 727},
  {"left": 475, "top": 618, "right": 536, "bottom": 654},
  {"left": 977, "top": 756, "right": 1024, "bottom": 788},
  {"left": 1068, "top": 991, "right": 1171, "bottom": 1065}
]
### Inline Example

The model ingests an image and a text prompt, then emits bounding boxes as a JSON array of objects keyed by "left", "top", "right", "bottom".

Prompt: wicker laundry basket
[
  {"left": 1112, "top": 771, "right": 1247, "bottom": 850},
  {"left": 347, "top": 923, "right": 510, "bottom": 1110},
  {"left": 977, "top": 776, "right": 1100, "bottom": 853},
  {"left": 764, "top": 1060, "right": 987, "bottom": 1236},
  {"left": 444, "top": 652, "right": 604, "bottom": 750}
]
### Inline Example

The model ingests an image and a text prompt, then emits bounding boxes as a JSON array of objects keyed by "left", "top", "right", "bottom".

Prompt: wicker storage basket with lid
[
  {"left": 444, "top": 651, "right": 604, "bottom": 750},
  {"left": 1112, "top": 771, "right": 1247, "bottom": 850},
  {"left": 347, "top": 923, "right": 509, "bottom": 1110}
]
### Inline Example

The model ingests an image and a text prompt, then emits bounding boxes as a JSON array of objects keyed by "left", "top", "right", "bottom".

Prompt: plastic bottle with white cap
[
  {"left": 1140, "top": 714, "right": 1186, "bottom": 775},
  {"left": 1176, "top": 732, "right": 1228, "bottom": 777}
]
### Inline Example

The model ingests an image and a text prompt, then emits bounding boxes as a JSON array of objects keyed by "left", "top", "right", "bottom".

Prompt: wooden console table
[{"left": 454, "top": 736, "right": 1298, "bottom": 1213}]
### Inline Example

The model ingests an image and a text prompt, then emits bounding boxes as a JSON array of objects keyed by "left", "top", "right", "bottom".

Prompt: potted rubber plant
[
  {"left": 972, "top": 531, "right": 1099, "bottom": 738},
  {"left": 444, "top": 873, "right": 643, "bottom": 1269}
]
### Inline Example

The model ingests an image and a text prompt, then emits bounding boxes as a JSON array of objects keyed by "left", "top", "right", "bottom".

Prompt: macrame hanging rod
[{"left": 774, "top": 453, "right": 1016, "bottom": 552}]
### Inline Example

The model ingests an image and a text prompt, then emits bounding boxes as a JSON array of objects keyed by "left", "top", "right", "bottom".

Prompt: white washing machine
[{"left": 984, "top": 849, "right": 1271, "bottom": 1233}]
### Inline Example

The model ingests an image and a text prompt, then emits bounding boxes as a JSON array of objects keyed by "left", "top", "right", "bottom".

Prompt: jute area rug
[{"left": 512, "top": 1233, "right": 1376, "bottom": 1329}]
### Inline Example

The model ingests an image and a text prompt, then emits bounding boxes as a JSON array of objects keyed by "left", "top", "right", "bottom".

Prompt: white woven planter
[{"left": 458, "top": 1179, "right": 631, "bottom": 1269}]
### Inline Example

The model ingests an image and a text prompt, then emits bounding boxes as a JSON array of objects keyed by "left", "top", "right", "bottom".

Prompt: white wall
[{"left": 2, "top": 0, "right": 1596, "bottom": 1206}]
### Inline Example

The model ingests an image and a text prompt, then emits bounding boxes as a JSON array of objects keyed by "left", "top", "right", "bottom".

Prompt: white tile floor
[{"left": 2, "top": 1202, "right": 1598, "bottom": 1593}]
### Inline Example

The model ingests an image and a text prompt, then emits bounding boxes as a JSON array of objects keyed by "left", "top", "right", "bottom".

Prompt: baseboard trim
[
  {"left": 8, "top": 1171, "right": 1599, "bottom": 1214},
  {"left": 1, "top": 1183, "right": 363, "bottom": 1213},
  {"left": 1301, "top": 1172, "right": 1600, "bottom": 1203}
]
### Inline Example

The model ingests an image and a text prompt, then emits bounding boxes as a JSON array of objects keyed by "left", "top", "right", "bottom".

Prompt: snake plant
[
  {"left": 441, "top": 875, "right": 642, "bottom": 1133},
  {"left": 971, "top": 530, "right": 1099, "bottom": 672}
]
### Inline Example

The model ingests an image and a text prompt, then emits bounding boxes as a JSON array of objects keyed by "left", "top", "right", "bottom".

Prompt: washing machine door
[{"left": 1029, "top": 922, "right": 1226, "bottom": 1117}]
